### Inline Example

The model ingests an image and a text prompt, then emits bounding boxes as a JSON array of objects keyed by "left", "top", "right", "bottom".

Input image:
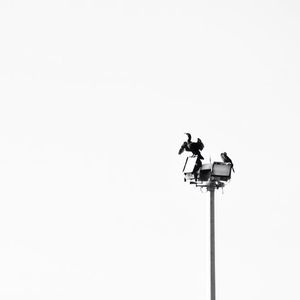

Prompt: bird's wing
[
  {"left": 226, "top": 155, "right": 233, "bottom": 164},
  {"left": 178, "top": 142, "right": 187, "bottom": 154},
  {"left": 197, "top": 138, "right": 204, "bottom": 150}
]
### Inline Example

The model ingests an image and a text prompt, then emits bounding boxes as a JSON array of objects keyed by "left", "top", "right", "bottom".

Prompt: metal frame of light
[{"left": 183, "top": 157, "right": 232, "bottom": 183}]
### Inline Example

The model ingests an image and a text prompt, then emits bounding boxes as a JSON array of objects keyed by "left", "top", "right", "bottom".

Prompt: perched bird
[
  {"left": 179, "top": 133, "right": 205, "bottom": 181},
  {"left": 178, "top": 133, "right": 204, "bottom": 158},
  {"left": 221, "top": 152, "right": 235, "bottom": 172}
]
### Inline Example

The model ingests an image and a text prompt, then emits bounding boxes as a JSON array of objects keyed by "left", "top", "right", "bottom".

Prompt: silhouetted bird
[
  {"left": 221, "top": 152, "right": 235, "bottom": 172},
  {"left": 178, "top": 133, "right": 204, "bottom": 158},
  {"left": 179, "top": 133, "right": 205, "bottom": 181}
]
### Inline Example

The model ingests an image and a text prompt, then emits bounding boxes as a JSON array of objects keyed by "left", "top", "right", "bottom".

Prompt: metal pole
[{"left": 210, "top": 185, "right": 216, "bottom": 300}]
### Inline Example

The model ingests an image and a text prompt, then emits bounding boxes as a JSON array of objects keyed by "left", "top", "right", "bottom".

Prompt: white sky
[{"left": 0, "top": 1, "right": 300, "bottom": 299}]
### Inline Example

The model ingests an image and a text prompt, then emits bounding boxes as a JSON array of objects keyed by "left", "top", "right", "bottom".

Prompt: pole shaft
[{"left": 210, "top": 187, "right": 216, "bottom": 300}]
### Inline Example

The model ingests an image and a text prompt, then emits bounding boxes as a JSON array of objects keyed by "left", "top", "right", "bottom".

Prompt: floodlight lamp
[
  {"left": 182, "top": 156, "right": 198, "bottom": 173},
  {"left": 199, "top": 163, "right": 212, "bottom": 182},
  {"left": 211, "top": 162, "right": 231, "bottom": 181}
]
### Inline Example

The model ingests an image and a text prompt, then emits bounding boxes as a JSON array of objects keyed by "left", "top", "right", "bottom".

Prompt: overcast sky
[{"left": 1, "top": 1, "right": 300, "bottom": 299}]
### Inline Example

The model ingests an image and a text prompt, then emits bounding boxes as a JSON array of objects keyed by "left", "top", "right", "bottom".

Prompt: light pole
[
  {"left": 209, "top": 184, "right": 216, "bottom": 300},
  {"left": 198, "top": 180, "right": 223, "bottom": 300},
  {"left": 182, "top": 159, "right": 231, "bottom": 300}
]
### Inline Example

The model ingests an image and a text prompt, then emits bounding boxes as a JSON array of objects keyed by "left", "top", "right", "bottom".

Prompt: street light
[{"left": 182, "top": 156, "right": 232, "bottom": 300}]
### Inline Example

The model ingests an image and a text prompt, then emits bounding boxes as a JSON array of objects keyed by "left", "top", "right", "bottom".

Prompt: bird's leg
[
  {"left": 193, "top": 155, "right": 202, "bottom": 181},
  {"left": 193, "top": 172, "right": 198, "bottom": 181}
]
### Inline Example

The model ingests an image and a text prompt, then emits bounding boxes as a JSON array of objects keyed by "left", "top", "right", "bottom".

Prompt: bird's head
[{"left": 184, "top": 133, "right": 191, "bottom": 141}]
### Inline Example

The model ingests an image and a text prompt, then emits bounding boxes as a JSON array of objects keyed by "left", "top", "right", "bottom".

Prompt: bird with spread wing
[
  {"left": 178, "top": 133, "right": 205, "bottom": 181},
  {"left": 178, "top": 133, "right": 204, "bottom": 158}
]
